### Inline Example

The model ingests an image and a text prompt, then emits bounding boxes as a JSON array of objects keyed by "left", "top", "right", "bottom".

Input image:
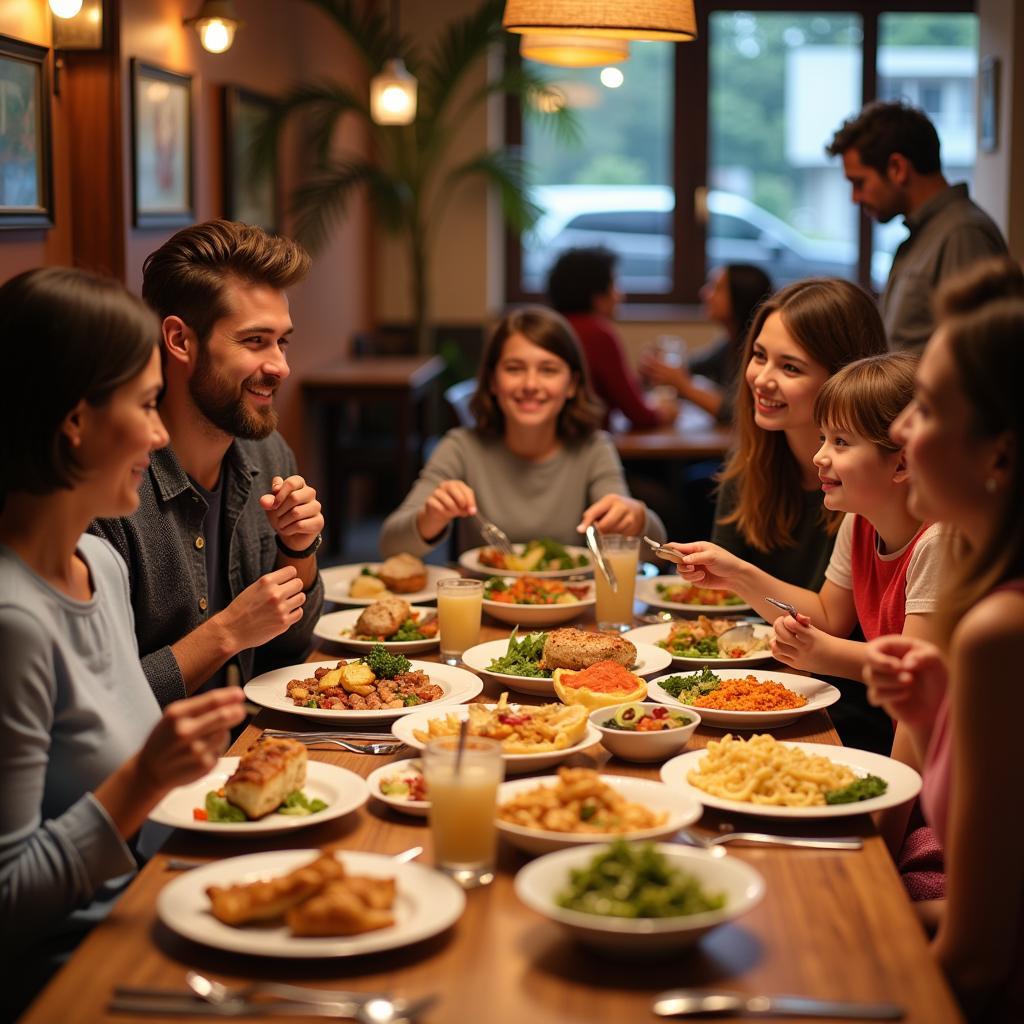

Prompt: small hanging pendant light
[{"left": 370, "top": 0, "right": 418, "bottom": 125}]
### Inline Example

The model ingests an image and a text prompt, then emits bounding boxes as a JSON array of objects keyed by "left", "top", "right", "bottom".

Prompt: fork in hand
[{"left": 475, "top": 514, "right": 515, "bottom": 557}]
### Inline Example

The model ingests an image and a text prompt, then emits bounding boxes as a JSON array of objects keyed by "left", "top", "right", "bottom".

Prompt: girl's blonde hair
[
  {"left": 932, "top": 299, "right": 1024, "bottom": 645},
  {"left": 717, "top": 278, "right": 888, "bottom": 551},
  {"left": 813, "top": 352, "right": 919, "bottom": 452}
]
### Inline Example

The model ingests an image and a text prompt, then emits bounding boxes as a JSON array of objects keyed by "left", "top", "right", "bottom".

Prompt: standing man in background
[
  {"left": 827, "top": 100, "right": 1007, "bottom": 350},
  {"left": 92, "top": 220, "right": 324, "bottom": 706}
]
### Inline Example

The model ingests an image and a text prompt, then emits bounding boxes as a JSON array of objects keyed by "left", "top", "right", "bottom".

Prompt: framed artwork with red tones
[{"left": 131, "top": 59, "right": 193, "bottom": 228}]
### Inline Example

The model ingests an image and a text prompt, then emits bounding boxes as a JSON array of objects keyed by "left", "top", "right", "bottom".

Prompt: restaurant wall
[
  {"left": 0, "top": 7, "right": 74, "bottom": 277},
  {"left": 976, "top": 0, "right": 1024, "bottom": 258},
  {"left": 118, "top": 0, "right": 371, "bottom": 474}
]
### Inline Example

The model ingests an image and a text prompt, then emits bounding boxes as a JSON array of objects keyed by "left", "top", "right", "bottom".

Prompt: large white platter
[
  {"left": 322, "top": 563, "right": 459, "bottom": 605},
  {"left": 660, "top": 742, "right": 922, "bottom": 820},
  {"left": 647, "top": 668, "right": 840, "bottom": 729},
  {"left": 514, "top": 843, "right": 764, "bottom": 955},
  {"left": 313, "top": 607, "right": 440, "bottom": 655},
  {"left": 391, "top": 703, "right": 602, "bottom": 775},
  {"left": 496, "top": 774, "right": 701, "bottom": 856},
  {"left": 623, "top": 622, "right": 775, "bottom": 669},
  {"left": 461, "top": 637, "right": 673, "bottom": 697},
  {"left": 459, "top": 545, "right": 592, "bottom": 579},
  {"left": 243, "top": 659, "right": 482, "bottom": 723},
  {"left": 157, "top": 849, "right": 465, "bottom": 958},
  {"left": 149, "top": 758, "right": 368, "bottom": 835},
  {"left": 365, "top": 758, "right": 429, "bottom": 818},
  {"left": 482, "top": 580, "right": 595, "bottom": 628},
  {"left": 636, "top": 576, "right": 751, "bottom": 614}
]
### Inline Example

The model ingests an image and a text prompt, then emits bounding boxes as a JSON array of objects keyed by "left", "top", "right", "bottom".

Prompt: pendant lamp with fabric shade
[
  {"left": 503, "top": 0, "right": 697, "bottom": 42},
  {"left": 520, "top": 33, "right": 629, "bottom": 66}
]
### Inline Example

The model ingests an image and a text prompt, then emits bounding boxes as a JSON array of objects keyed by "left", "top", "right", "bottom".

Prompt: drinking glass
[
  {"left": 437, "top": 577, "right": 482, "bottom": 665},
  {"left": 422, "top": 736, "right": 504, "bottom": 888},
  {"left": 593, "top": 534, "right": 639, "bottom": 632},
  {"left": 655, "top": 334, "right": 688, "bottom": 367}
]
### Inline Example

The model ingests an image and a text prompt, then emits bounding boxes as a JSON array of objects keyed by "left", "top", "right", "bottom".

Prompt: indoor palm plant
[{"left": 259, "top": 0, "right": 577, "bottom": 353}]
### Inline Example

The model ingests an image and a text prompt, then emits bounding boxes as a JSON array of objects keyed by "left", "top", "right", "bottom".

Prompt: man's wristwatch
[{"left": 275, "top": 532, "right": 323, "bottom": 559}]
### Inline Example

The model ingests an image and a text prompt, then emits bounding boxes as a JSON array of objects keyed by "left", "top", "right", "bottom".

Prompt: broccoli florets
[{"left": 359, "top": 644, "right": 411, "bottom": 679}]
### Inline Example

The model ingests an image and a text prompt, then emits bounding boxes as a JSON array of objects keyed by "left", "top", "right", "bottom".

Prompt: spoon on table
[{"left": 652, "top": 989, "right": 903, "bottom": 1019}]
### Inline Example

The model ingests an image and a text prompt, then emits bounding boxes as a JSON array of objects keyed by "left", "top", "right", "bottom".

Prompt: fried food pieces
[
  {"left": 207, "top": 852, "right": 396, "bottom": 936},
  {"left": 540, "top": 628, "right": 637, "bottom": 672},
  {"left": 224, "top": 737, "right": 307, "bottom": 819}
]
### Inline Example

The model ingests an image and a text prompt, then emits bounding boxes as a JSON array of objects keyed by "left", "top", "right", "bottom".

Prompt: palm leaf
[
  {"left": 440, "top": 148, "right": 542, "bottom": 234},
  {"left": 289, "top": 161, "right": 410, "bottom": 251},
  {"left": 298, "top": 0, "right": 398, "bottom": 70}
]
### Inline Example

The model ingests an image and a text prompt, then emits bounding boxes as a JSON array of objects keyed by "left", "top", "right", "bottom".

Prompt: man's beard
[{"left": 190, "top": 345, "right": 278, "bottom": 440}]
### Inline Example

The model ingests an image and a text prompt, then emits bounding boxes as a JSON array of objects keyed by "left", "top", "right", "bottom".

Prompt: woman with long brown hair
[
  {"left": 864, "top": 293, "right": 1024, "bottom": 1021},
  {"left": 380, "top": 306, "right": 664, "bottom": 556}
]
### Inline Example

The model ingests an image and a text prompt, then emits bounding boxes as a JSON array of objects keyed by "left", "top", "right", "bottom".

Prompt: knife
[
  {"left": 584, "top": 524, "right": 617, "bottom": 592},
  {"left": 652, "top": 990, "right": 904, "bottom": 1019},
  {"left": 109, "top": 996, "right": 356, "bottom": 1017}
]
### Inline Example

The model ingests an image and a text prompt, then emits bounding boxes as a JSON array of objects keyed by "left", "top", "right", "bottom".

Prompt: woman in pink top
[{"left": 864, "top": 287, "right": 1024, "bottom": 1022}]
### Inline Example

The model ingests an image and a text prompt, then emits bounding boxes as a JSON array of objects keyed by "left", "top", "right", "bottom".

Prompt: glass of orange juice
[
  {"left": 422, "top": 735, "right": 504, "bottom": 888},
  {"left": 593, "top": 534, "right": 639, "bottom": 632},
  {"left": 437, "top": 577, "right": 483, "bottom": 665}
]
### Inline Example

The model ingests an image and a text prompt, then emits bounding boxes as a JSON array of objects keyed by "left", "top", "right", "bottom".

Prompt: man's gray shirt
[
  {"left": 90, "top": 433, "right": 323, "bottom": 707},
  {"left": 881, "top": 183, "right": 1007, "bottom": 351}
]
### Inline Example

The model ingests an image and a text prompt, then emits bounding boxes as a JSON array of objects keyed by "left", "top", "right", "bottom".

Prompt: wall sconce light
[
  {"left": 185, "top": 0, "right": 242, "bottom": 54},
  {"left": 370, "top": 0, "right": 416, "bottom": 125},
  {"left": 503, "top": 0, "right": 697, "bottom": 42},
  {"left": 519, "top": 33, "right": 629, "bottom": 67},
  {"left": 50, "top": 0, "right": 104, "bottom": 51}
]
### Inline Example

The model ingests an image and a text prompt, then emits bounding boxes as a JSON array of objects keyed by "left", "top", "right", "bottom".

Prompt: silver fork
[
  {"left": 677, "top": 828, "right": 862, "bottom": 856},
  {"left": 263, "top": 728, "right": 396, "bottom": 741},
  {"left": 475, "top": 514, "right": 515, "bottom": 556},
  {"left": 301, "top": 738, "right": 406, "bottom": 755}
]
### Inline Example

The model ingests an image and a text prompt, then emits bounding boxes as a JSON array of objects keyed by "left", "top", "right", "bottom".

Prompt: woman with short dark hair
[
  {"left": 0, "top": 268, "right": 244, "bottom": 1008},
  {"left": 380, "top": 305, "right": 665, "bottom": 556}
]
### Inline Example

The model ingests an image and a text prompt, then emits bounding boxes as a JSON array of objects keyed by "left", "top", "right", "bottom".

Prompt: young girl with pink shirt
[{"left": 666, "top": 351, "right": 942, "bottom": 683}]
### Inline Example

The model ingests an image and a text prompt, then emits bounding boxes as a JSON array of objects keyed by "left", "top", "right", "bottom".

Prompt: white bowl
[
  {"left": 482, "top": 579, "right": 595, "bottom": 627},
  {"left": 365, "top": 758, "right": 430, "bottom": 818},
  {"left": 646, "top": 669, "right": 840, "bottom": 729},
  {"left": 589, "top": 702, "right": 701, "bottom": 763},
  {"left": 391, "top": 703, "right": 602, "bottom": 774},
  {"left": 514, "top": 842, "right": 764, "bottom": 956},
  {"left": 496, "top": 774, "right": 701, "bottom": 855}
]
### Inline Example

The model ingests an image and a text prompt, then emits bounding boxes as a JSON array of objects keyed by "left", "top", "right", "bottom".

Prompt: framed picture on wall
[
  {"left": 979, "top": 56, "right": 999, "bottom": 154},
  {"left": 222, "top": 86, "right": 279, "bottom": 231},
  {"left": 130, "top": 59, "right": 193, "bottom": 227},
  {"left": 0, "top": 35, "right": 53, "bottom": 229}
]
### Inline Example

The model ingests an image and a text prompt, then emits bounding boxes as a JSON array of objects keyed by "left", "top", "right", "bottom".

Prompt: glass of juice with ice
[
  {"left": 437, "top": 577, "right": 483, "bottom": 665},
  {"left": 422, "top": 735, "right": 504, "bottom": 888},
  {"left": 593, "top": 533, "right": 639, "bottom": 632}
]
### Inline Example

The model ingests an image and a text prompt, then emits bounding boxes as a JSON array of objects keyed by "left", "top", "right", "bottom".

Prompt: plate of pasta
[
  {"left": 647, "top": 668, "right": 840, "bottom": 728},
  {"left": 660, "top": 734, "right": 922, "bottom": 819},
  {"left": 637, "top": 577, "right": 751, "bottom": 614},
  {"left": 496, "top": 768, "right": 701, "bottom": 854},
  {"left": 391, "top": 698, "right": 602, "bottom": 774}
]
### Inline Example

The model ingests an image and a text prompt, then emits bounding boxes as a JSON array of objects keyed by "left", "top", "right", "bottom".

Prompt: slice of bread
[
  {"left": 377, "top": 553, "right": 427, "bottom": 594},
  {"left": 225, "top": 737, "right": 307, "bottom": 819}
]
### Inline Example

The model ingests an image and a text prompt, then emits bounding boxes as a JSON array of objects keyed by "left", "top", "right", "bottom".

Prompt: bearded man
[{"left": 91, "top": 221, "right": 324, "bottom": 706}]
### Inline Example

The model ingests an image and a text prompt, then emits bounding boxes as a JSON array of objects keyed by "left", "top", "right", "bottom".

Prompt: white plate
[
  {"left": 482, "top": 581, "right": 595, "bottom": 628},
  {"left": 366, "top": 758, "right": 429, "bottom": 818},
  {"left": 636, "top": 576, "right": 751, "bottom": 614},
  {"left": 243, "top": 660, "right": 483, "bottom": 722},
  {"left": 313, "top": 607, "right": 440, "bottom": 654},
  {"left": 157, "top": 849, "right": 464, "bottom": 958},
  {"left": 660, "top": 742, "right": 922, "bottom": 820},
  {"left": 149, "top": 758, "right": 368, "bottom": 835},
  {"left": 496, "top": 774, "right": 701, "bottom": 855},
  {"left": 459, "top": 545, "right": 593, "bottom": 579},
  {"left": 460, "top": 637, "right": 674, "bottom": 697},
  {"left": 647, "top": 668, "right": 840, "bottom": 729},
  {"left": 623, "top": 622, "right": 775, "bottom": 669},
  {"left": 391, "top": 704, "right": 602, "bottom": 774},
  {"left": 514, "top": 843, "right": 764, "bottom": 956},
  {"left": 321, "top": 563, "right": 460, "bottom": 605}
]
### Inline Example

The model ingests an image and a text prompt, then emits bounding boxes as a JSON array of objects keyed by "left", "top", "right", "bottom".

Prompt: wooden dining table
[
  {"left": 611, "top": 402, "right": 733, "bottom": 462},
  {"left": 23, "top": 613, "right": 963, "bottom": 1023}
]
